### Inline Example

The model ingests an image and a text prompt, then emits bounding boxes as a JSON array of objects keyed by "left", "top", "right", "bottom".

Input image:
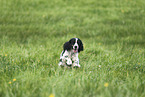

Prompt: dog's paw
[
  {"left": 58, "top": 62, "right": 63, "bottom": 66},
  {"left": 73, "top": 64, "right": 81, "bottom": 68}
]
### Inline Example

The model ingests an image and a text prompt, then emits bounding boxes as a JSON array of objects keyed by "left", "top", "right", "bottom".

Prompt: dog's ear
[
  {"left": 63, "top": 42, "right": 72, "bottom": 51},
  {"left": 78, "top": 39, "right": 84, "bottom": 52}
]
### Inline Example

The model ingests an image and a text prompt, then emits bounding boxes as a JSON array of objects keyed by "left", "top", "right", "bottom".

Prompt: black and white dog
[{"left": 58, "top": 38, "right": 84, "bottom": 68}]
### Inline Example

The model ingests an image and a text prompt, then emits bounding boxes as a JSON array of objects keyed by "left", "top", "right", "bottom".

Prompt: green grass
[{"left": 0, "top": 0, "right": 145, "bottom": 97}]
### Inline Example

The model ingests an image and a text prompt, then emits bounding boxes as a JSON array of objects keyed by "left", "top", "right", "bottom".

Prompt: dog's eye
[
  {"left": 77, "top": 41, "right": 80, "bottom": 45},
  {"left": 71, "top": 40, "right": 75, "bottom": 44}
]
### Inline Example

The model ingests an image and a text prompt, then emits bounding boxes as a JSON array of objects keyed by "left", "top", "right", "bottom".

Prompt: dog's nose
[{"left": 74, "top": 46, "right": 77, "bottom": 49}]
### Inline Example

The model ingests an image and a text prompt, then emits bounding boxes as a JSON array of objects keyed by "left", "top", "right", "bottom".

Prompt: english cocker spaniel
[{"left": 58, "top": 38, "right": 84, "bottom": 68}]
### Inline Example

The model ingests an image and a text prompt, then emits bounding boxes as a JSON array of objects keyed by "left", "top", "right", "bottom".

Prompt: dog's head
[{"left": 64, "top": 38, "right": 83, "bottom": 53}]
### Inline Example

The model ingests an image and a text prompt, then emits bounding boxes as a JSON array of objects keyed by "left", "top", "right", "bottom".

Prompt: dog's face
[{"left": 69, "top": 38, "right": 83, "bottom": 53}]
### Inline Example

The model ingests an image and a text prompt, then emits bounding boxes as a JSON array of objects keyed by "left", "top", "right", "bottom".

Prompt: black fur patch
[
  {"left": 63, "top": 42, "right": 72, "bottom": 51},
  {"left": 77, "top": 38, "right": 83, "bottom": 52}
]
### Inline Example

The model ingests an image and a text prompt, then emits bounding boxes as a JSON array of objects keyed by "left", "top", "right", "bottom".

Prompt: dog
[{"left": 58, "top": 38, "right": 84, "bottom": 68}]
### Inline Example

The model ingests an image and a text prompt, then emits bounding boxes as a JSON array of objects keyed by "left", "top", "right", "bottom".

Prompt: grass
[{"left": 0, "top": 0, "right": 145, "bottom": 97}]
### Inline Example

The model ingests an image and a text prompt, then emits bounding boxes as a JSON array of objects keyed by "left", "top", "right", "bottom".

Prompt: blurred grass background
[{"left": 0, "top": 0, "right": 145, "bottom": 97}]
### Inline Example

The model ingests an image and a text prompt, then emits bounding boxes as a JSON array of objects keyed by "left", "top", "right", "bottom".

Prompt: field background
[{"left": 0, "top": 0, "right": 145, "bottom": 97}]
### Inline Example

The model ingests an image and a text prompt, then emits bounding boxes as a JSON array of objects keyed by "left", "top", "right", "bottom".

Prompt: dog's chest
[{"left": 68, "top": 51, "right": 75, "bottom": 58}]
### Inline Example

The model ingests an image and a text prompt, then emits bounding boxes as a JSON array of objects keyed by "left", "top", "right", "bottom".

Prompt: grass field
[{"left": 0, "top": 0, "right": 145, "bottom": 97}]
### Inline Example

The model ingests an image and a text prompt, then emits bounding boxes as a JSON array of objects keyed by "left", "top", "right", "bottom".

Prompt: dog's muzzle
[{"left": 73, "top": 46, "right": 78, "bottom": 53}]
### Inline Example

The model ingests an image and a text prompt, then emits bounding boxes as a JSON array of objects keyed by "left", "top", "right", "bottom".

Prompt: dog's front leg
[
  {"left": 58, "top": 58, "right": 66, "bottom": 67},
  {"left": 72, "top": 57, "right": 80, "bottom": 68}
]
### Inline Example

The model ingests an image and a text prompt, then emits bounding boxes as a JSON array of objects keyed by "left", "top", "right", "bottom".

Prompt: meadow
[{"left": 0, "top": 0, "right": 145, "bottom": 97}]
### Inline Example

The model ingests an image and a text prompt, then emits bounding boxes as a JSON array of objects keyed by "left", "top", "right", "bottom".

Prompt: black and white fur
[{"left": 58, "top": 38, "right": 83, "bottom": 68}]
